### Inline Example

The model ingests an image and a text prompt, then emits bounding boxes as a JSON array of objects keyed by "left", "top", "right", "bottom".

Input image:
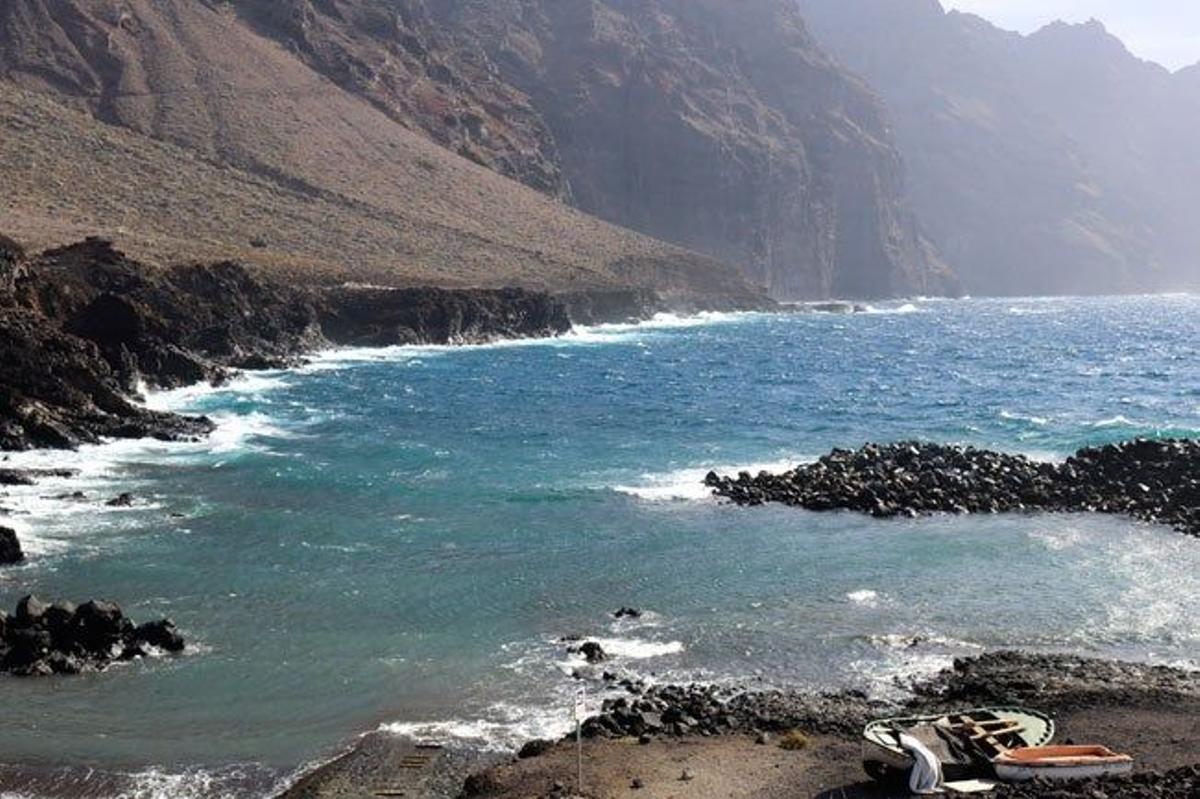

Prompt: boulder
[
  {"left": 579, "top": 641, "right": 607, "bottom": 664},
  {"left": 1, "top": 596, "right": 186, "bottom": 677},
  {"left": 517, "top": 738, "right": 554, "bottom": 759},
  {"left": 0, "top": 526, "right": 23, "bottom": 564},
  {"left": 135, "top": 619, "right": 185, "bottom": 653},
  {"left": 14, "top": 594, "right": 47, "bottom": 625},
  {"left": 71, "top": 600, "right": 133, "bottom": 654}
]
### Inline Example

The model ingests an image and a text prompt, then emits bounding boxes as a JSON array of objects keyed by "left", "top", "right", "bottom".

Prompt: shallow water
[{"left": 1, "top": 296, "right": 1199, "bottom": 797}]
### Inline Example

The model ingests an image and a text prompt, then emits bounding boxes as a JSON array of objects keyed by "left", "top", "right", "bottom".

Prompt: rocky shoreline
[
  {"left": 0, "top": 233, "right": 583, "bottom": 454},
  {"left": 707, "top": 439, "right": 1200, "bottom": 537},
  {"left": 0, "top": 232, "right": 708, "bottom": 573},
  {"left": 281, "top": 651, "right": 1200, "bottom": 799}
]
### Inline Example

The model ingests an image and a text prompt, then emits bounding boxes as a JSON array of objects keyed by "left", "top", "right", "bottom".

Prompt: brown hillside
[{"left": 0, "top": 0, "right": 761, "bottom": 306}]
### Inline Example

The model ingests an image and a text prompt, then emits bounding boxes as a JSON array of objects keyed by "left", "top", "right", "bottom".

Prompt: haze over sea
[{"left": 2, "top": 296, "right": 1199, "bottom": 797}]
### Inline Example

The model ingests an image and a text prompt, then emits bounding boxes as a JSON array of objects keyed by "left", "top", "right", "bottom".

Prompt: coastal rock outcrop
[
  {"left": 708, "top": 439, "right": 1200, "bottom": 536},
  {"left": 0, "top": 235, "right": 579, "bottom": 452},
  {"left": 0, "top": 595, "right": 185, "bottom": 677}
]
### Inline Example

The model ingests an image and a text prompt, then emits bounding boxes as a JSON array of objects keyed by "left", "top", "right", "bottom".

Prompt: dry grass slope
[{"left": 0, "top": 0, "right": 758, "bottom": 304}]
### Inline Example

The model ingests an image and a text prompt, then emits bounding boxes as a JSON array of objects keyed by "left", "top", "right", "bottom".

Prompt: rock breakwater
[{"left": 707, "top": 440, "right": 1200, "bottom": 536}]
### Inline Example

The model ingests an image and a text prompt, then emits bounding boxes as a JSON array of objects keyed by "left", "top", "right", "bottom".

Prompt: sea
[{"left": 1, "top": 295, "right": 1198, "bottom": 797}]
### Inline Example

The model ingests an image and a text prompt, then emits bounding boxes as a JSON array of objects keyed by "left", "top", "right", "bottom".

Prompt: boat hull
[
  {"left": 993, "top": 746, "right": 1134, "bottom": 782},
  {"left": 862, "top": 707, "right": 1055, "bottom": 784}
]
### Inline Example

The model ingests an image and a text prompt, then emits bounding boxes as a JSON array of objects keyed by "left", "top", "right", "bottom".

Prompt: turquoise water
[{"left": 2, "top": 296, "right": 1200, "bottom": 797}]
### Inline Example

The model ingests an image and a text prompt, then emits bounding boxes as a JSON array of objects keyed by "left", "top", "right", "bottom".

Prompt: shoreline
[
  {"left": 278, "top": 651, "right": 1200, "bottom": 799},
  {"left": 4, "top": 256, "right": 1200, "bottom": 797}
]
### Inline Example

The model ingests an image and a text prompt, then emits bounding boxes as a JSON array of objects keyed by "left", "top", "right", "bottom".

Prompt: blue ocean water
[{"left": 1, "top": 296, "right": 1199, "bottom": 796}]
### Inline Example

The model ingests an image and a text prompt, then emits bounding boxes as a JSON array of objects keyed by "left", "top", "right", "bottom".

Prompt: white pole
[{"left": 575, "top": 686, "right": 585, "bottom": 794}]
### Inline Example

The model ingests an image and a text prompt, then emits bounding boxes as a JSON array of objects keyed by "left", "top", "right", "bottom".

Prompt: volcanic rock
[
  {"left": 709, "top": 440, "right": 1200, "bottom": 537},
  {"left": 0, "top": 525, "right": 22, "bottom": 564},
  {"left": 0, "top": 595, "right": 186, "bottom": 677}
]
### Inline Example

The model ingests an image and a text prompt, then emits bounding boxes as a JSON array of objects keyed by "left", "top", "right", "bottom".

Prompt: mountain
[
  {"left": 0, "top": 0, "right": 761, "bottom": 310},
  {"left": 797, "top": 0, "right": 1200, "bottom": 296},
  {"left": 438, "top": 0, "right": 956, "bottom": 299},
  {"left": 0, "top": 0, "right": 957, "bottom": 301}
]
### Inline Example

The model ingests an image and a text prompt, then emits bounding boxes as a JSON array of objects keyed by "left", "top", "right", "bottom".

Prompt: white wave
[
  {"left": 564, "top": 311, "right": 756, "bottom": 345},
  {"left": 1090, "top": 415, "right": 1140, "bottom": 429},
  {"left": 204, "top": 411, "right": 292, "bottom": 454},
  {"left": 591, "top": 637, "right": 684, "bottom": 659},
  {"left": 851, "top": 634, "right": 985, "bottom": 697},
  {"left": 381, "top": 702, "right": 580, "bottom": 752},
  {"left": 613, "top": 457, "right": 806, "bottom": 502},
  {"left": 846, "top": 589, "right": 880, "bottom": 607},
  {"left": 0, "top": 409, "right": 292, "bottom": 559},
  {"left": 999, "top": 409, "right": 1050, "bottom": 426},
  {"left": 861, "top": 302, "right": 921, "bottom": 315},
  {"left": 141, "top": 372, "right": 292, "bottom": 413},
  {"left": 300, "top": 312, "right": 756, "bottom": 371}
]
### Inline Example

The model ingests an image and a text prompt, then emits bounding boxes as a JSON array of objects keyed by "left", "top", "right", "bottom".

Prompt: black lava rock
[
  {"left": 517, "top": 738, "right": 554, "bottom": 759},
  {"left": 106, "top": 492, "right": 135, "bottom": 507},
  {"left": 0, "top": 525, "right": 22, "bottom": 564},
  {"left": 708, "top": 439, "right": 1200, "bottom": 538},
  {"left": 579, "top": 641, "right": 607, "bottom": 664},
  {"left": 0, "top": 595, "right": 186, "bottom": 677}
]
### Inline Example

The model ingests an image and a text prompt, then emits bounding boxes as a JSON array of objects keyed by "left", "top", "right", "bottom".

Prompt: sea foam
[{"left": 613, "top": 457, "right": 807, "bottom": 502}]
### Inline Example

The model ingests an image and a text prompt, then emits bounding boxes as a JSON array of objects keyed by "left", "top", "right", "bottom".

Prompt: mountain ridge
[
  {"left": 0, "top": 0, "right": 958, "bottom": 301},
  {"left": 799, "top": 0, "right": 1200, "bottom": 296},
  {"left": 0, "top": 0, "right": 764, "bottom": 310}
]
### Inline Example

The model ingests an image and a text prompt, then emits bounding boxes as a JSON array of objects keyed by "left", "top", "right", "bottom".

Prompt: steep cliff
[
  {"left": 439, "top": 0, "right": 956, "bottom": 299},
  {"left": 798, "top": 0, "right": 1200, "bottom": 295}
]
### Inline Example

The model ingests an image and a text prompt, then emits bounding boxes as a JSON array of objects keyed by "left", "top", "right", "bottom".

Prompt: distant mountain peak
[
  {"left": 1028, "top": 17, "right": 1133, "bottom": 58},
  {"left": 799, "top": 0, "right": 1200, "bottom": 296}
]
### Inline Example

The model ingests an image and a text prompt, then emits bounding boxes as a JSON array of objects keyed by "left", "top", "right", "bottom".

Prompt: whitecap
[
  {"left": 861, "top": 302, "right": 921, "bottom": 315},
  {"left": 850, "top": 634, "right": 985, "bottom": 697},
  {"left": 141, "top": 371, "right": 292, "bottom": 413},
  {"left": 999, "top": 409, "right": 1050, "bottom": 426},
  {"left": 590, "top": 637, "right": 685, "bottom": 659},
  {"left": 846, "top": 589, "right": 880, "bottom": 607},
  {"left": 1090, "top": 415, "right": 1140, "bottom": 429}
]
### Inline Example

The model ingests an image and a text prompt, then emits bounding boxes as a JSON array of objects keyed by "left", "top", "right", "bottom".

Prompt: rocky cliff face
[
  {"left": 798, "top": 0, "right": 1200, "bottom": 296},
  {"left": 0, "top": 0, "right": 954, "bottom": 301},
  {"left": 438, "top": 0, "right": 956, "bottom": 299},
  {"left": 231, "top": 0, "right": 568, "bottom": 197},
  {"left": 0, "top": 236, "right": 578, "bottom": 451},
  {"left": 0, "top": 0, "right": 565, "bottom": 197}
]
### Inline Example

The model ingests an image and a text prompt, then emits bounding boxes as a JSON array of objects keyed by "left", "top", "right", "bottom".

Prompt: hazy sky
[{"left": 946, "top": 1, "right": 1200, "bottom": 70}]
